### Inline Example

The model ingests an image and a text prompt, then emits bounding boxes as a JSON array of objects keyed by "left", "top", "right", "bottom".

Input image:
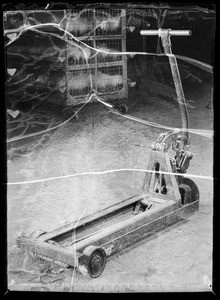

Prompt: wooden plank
[
  {"left": 17, "top": 200, "right": 198, "bottom": 270},
  {"left": 72, "top": 200, "right": 179, "bottom": 252},
  {"left": 17, "top": 236, "right": 82, "bottom": 267},
  {"left": 38, "top": 194, "right": 142, "bottom": 242},
  {"left": 100, "top": 200, "right": 199, "bottom": 257},
  {"left": 62, "top": 198, "right": 174, "bottom": 247}
]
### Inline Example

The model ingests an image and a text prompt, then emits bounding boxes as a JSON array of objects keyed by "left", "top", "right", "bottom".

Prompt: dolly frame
[
  {"left": 16, "top": 29, "right": 200, "bottom": 278},
  {"left": 17, "top": 169, "right": 199, "bottom": 277}
]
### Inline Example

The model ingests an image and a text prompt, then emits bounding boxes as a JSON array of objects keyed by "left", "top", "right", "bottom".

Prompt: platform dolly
[{"left": 17, "top": 29, "right": 199, "bottom": 278}]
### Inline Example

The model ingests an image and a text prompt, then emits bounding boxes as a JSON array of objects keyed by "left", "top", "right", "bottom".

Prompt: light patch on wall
[
  {"left": 7, "top": 68, "right": 17, "bottom": 76},
  {"left": 7, "top": 109, "right": 20, "bottom": 118},
  {"left": 7, "top": 33, "right": 17, "bottom": 42}
]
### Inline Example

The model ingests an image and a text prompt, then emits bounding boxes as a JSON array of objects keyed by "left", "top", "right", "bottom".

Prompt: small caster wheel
[{"left": 81, "top": 246, "right": 107, "bottom": 278}]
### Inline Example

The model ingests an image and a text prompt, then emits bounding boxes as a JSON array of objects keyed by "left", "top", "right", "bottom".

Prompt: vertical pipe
[
  {"left": 65, "top": 9, "right": 69, "bottom": 106},
  {"left": 160, "top": 31, "right": 189, "bottom": 142},
  {"left": 93, "top": 9, "right": 97, "bottom": 96},
  {"left": 121, "top": 9, "right": 128, "bottom": 99},
  {"left": 142, "top": 35, "right": 146, "bottom": 53},
  {"left": 142, "top": 35, "right": 147, "bottom": 67}
]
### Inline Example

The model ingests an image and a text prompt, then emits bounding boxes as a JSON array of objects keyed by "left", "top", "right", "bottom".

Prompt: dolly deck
[{"left": 17, "top": 186, "right": 199, "bottom": 277}]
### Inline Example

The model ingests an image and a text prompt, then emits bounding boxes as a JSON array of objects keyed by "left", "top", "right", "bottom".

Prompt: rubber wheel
[
  {"left": 179, "top": 184, "right": 192, "bottom": 205},
  {"left": 179, "top": 177, "right": 199, "bottom": 205},
  {"left": 87, "top": 248, "right": 107, "bottom": 278}
]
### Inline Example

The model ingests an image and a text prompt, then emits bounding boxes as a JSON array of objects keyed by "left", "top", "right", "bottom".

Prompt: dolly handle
[
  {"left": 140, "top": 28, "right": 191, "bottom": 143},
  {"left": 140, "top": 29, "right": 192, "bottom": 36}
]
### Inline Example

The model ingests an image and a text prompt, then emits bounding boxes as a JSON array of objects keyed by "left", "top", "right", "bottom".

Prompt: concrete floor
[{"left": 7, "top": 80, "right": 213, "bottom": 292}]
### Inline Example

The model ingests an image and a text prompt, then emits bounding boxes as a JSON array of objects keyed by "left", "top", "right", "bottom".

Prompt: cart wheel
[
  {"left": 179, "top": 177, "right": 199, "bottom": 205},
  {"left": 113, "top": 103, "right": 128, "bottom": 115},
  {"left": 83, "top": 246, "right": 107, "bottom": 278},
  {"left": 118, "top": 104, "right": 128, "bottom": 115}
]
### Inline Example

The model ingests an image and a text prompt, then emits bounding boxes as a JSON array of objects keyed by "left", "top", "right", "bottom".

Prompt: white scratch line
[
  {"left": 112, "top": 110, "right": 213, "bottom": 138},
  {"left": 94, "top": 94, "right": 213, "bottom": 139},
  {"left": 6, "top": 168, "right": 213, "bottom": 185},
  {"left": 5, "top": 22, "right": 213, "bottom": 73}
]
